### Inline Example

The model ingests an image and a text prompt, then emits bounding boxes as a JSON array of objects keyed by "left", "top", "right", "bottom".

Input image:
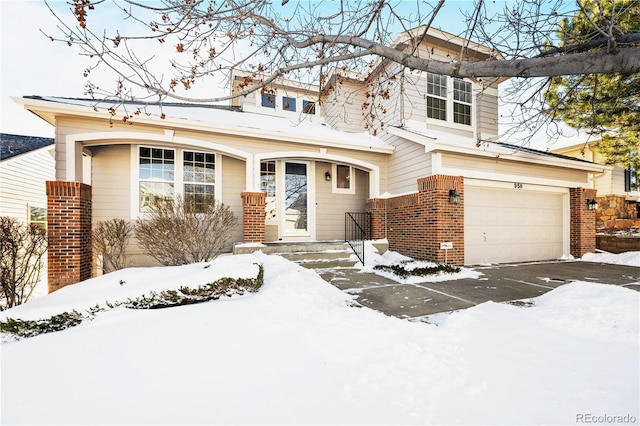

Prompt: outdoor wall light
[
  {"left": 325, "top": 171, "right": 331, "bottom": 181},
  {"left": 586, "top": 198, "right": 599, "bottom": 210},
  {"left": 449, "top": 189, "right": 461, "bottom": 204}
]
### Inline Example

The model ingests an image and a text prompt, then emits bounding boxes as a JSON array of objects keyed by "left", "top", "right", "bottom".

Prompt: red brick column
[
  {"left": 46, "top": 181, "right": 92, "bottom": 293},
  {"left": 570, "top": 187, "right": 597, "bottom": 257},
  {"left": 241, "top": 191, "right": 266, "bottom": 243},
  {"left": 366, "top": 198, "right": 387, "bottom": 240},
  {"left": 416, "top": 175, "right": 464, "bottom": 264}
]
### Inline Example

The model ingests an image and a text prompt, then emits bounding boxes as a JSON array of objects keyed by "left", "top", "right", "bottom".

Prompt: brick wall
[
  {"left": 241, "top": 191, "right": 266, "bottom": 243},
  {"left": 569, "top": 187, "right": 597, "bottom": 257},
  {"left": 368, "top": 175, "right": 464, "bottom": 265},
  {"left": 46, "top": 181, "right": 92, "bottom": 293}
]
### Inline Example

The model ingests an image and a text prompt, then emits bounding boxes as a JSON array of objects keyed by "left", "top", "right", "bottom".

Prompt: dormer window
[
  {"left": 261, "top": 93, "right": 276, "bottom": 108},
  {"left": 303, "top": 100, "right": 316, "bottom": 115},
  {"left": 282, "top": 96, "right": 296, "bottom": 112}
]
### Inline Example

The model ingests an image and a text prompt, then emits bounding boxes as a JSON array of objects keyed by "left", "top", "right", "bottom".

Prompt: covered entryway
[{"left": 464, "top": 183, "right": 567, "bottom": 265}]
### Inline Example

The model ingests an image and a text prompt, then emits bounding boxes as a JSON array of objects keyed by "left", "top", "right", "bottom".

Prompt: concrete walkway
[{"left": 317, "top": 260, "right": 640, "bottom": 319}]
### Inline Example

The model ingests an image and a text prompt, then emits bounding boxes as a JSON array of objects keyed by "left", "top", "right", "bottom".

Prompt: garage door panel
[{"left": 464, "top": 186, "right": 565, "bottom": 265}]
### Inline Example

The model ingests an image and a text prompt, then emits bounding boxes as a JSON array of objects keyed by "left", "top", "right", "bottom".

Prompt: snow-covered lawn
[{"left": 1, "top": 251, "right": 638, "bottom": 425}]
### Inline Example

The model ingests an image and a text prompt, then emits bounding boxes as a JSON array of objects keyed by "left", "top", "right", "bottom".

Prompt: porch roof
[{"left": 15, "top": 96, "right": 394, "bottom": 154}]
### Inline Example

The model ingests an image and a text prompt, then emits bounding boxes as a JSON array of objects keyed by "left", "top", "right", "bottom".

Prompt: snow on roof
[{"left": 22, "top": 96, "right": 393, "bottom": 153}]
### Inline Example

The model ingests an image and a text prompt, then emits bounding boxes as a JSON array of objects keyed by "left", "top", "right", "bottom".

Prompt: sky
[
  {"left": 0, "top": 0, "right": 588, "bottom": 148},
  {"left": 1, "top": 247, "right": 638, "bottom": 424}
]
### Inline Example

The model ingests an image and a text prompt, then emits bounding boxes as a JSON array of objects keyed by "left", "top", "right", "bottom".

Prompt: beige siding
[
  {"left": 315, "top": 163, "right": 369, "bottom": 240},
  {"left": 323, "top": 80, "right": 367, "bottom": 133},
  {"left": 443, "top": 153, "right": 590, "bottom": 185},
  {"left": 381, "top": 133, "right": 431, "bottom": 194},
  {"left": 91, "top": 145, "right": 131, "bottom": 223},
  {"left": 0, "top": 147, "right": 55, "bottom": 222},
  {"left": 477, "top": 91, "right": 498, "bottom": 139},
  {"left": 220, "top": 155, "right": 246, "bottom": 246}
]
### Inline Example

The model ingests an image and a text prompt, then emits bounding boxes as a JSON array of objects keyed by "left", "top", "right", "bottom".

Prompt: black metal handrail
[{"left": 345, "top": 212, "right": 371, "bottom": 265}]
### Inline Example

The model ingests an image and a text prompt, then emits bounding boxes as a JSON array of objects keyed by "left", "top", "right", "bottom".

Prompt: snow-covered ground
[{"left": 1, "top": 251, "right": 638, "bottom": 425}]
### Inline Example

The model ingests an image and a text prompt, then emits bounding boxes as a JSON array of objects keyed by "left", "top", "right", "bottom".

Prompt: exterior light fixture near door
[
  {"left": 449, "top": 189, "right": 461, "bottom": 204},
  {"left": 325, "top": 171, "right": 331, "bottom": 181},
  {"left": 586, "top": 198, "right": 598, "bottom": 210}
]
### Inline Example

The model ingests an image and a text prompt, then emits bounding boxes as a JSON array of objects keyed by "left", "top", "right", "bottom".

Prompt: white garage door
[{"left": 464, "top": 185, "right": 565, "bottom": 265}]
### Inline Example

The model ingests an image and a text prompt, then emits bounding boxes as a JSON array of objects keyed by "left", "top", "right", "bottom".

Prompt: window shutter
[{"left": 624, "top": 169, "right": 632, "bottom": 192}]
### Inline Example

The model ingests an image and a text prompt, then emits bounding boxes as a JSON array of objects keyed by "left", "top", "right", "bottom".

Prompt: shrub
[
  {"left": 0, "top": 217, "right": 47, "bottom": 310},
  {"left": 374, "top": 261, "right": 461, "bottom": 278},
  {"left": 93, "top": 218, "right": 133, "bottom": 273},
  {"left": 135, "top": 196, "right": 238, "bottom": 266}
]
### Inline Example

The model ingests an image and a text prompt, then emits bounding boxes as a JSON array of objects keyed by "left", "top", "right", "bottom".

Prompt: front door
[{"left": 281, "top": 161, "right": 314, "bottom": 240}]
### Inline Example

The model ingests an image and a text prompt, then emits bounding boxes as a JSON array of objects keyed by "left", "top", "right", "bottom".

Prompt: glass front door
[{"left": 283, "top": 162, "right": 308, "bottom": 235}]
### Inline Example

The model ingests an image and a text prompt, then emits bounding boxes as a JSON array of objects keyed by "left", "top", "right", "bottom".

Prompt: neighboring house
[
  {"left": 0, "top": 133, "right": 55, "bottom": 226},
  {"left": 13, "top": 27, "right": 607, "bottom": 293},
  {"left": 553, "top": 142, "right": 640, "bottom": 229}
]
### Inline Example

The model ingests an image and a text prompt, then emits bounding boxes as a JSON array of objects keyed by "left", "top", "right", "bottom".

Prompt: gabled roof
[
  {"left": 1, "top": 133, "right": 54, "bottom": 161},
  {"left": 15, "top": 96, "right": 394, "bottom": 154}
]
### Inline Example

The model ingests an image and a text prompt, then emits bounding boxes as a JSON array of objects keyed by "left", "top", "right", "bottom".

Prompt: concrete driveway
[{"left": 318, "top": 260, "right": 640, "bottom": 318}]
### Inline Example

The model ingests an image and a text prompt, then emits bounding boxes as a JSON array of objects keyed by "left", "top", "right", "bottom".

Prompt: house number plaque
[{"left": 514, "top": 182, "right": 523, "bottom": 189}]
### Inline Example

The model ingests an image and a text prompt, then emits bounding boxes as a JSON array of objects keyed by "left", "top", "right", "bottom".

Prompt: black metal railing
[{"left": 345, "top": 212, "right": 371, "bottom": 265}]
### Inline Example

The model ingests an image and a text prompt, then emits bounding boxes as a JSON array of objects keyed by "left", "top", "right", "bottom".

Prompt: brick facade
[
  {"left": 569, "top": 187, "right": 597, "bottom": 258},
  {"left": 368, "top": 175, "right": 464, "bottom": 265},
  {"left": 46, "top": 181, "right": 92, "bottom": 293},
  {"left": 241, "top": 191, "right": 266, "bottom": 243}
]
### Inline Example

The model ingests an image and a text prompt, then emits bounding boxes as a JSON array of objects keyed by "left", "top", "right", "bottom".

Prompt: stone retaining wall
[{"left": 596, "top": 235, "right": 640, "bottom": 254}]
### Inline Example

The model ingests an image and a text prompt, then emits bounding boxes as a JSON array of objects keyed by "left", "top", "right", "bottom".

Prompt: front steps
[{"left": 233, "top": 241, "right": 359, "bottom": 269}]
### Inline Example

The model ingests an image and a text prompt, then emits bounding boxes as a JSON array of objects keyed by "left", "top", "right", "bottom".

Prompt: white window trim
[
  {"left": 130, "top": 145, "right": 222, "bottom": 218},
  {"left": 332, "top": 163, "right": 356, "bottom": 194},
  {"left": 426, "top": 73, "right": 474, "bottom": 129}
]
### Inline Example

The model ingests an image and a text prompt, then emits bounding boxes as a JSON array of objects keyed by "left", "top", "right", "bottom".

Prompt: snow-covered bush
[
  {"left": 134, "top": 196, "right": 238, "bottom": 266},
  {"left": 374, "top": 261, "right": 460, "bottom": 278}
]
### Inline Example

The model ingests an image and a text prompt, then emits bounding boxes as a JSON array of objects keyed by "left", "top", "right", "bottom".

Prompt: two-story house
[{"left": 13, "top": 27, "right": 607, "bottom": 292}]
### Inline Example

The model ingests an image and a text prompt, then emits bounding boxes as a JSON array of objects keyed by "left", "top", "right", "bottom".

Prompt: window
[
  {"left": 138, "top": 146, "right": 217, "bottom": 213},
  {"left": 260, "top": 160, "right": 277, "bottom": 220},
  {"left": 625, "top": 166, "right": 639, "bottom": 192},
  {"left": 139, "top": 147, "right": 175, "bottom": 211},
  {"left": 453, "top": 78, "right": 472, "bottom": 125},
  {"left": 183, "top": 151, "right": 216, "bottom": 211},
  {"left": 426, "top": 73, "right": 447, "bottom": 121},
  {"left": 261, "top": 93, "right": 276, "bottom": 108},
  {"left": 426, "top": 73, "right": 473, "bottom": 126},
  {"left": 303, "top": 100, "right": 316, "bottom": 115},
  {"left": 28, "top": 205, "right": 47, "bottom": 229},
  {"left": 282, "top": 96, "right": 296, "bottom": 112},
  {"left": 332, "top": 164, "right": 355, "bottom": 194}
]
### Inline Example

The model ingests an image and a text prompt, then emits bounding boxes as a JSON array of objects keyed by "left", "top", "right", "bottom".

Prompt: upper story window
[
  {"left": 426, "top": 73, "right": 473, "bottom": 126},
  {"left": 426, "top": 73, "right": 447, "bottom": 121},
  {"left": 303, "top": 100, "right": 316, "bottom": 115},
  {"left": 453, "top": 78, "right": 472, "bottom": 125},
  {"left": 261, "top": 93, "right": 276, "bottom": 108},
  {"left": 138, "top": 146, "right": 216, "bottom": 213},
  {"left": 282, "top": 96, "right": 296, "bottom": 112}
]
